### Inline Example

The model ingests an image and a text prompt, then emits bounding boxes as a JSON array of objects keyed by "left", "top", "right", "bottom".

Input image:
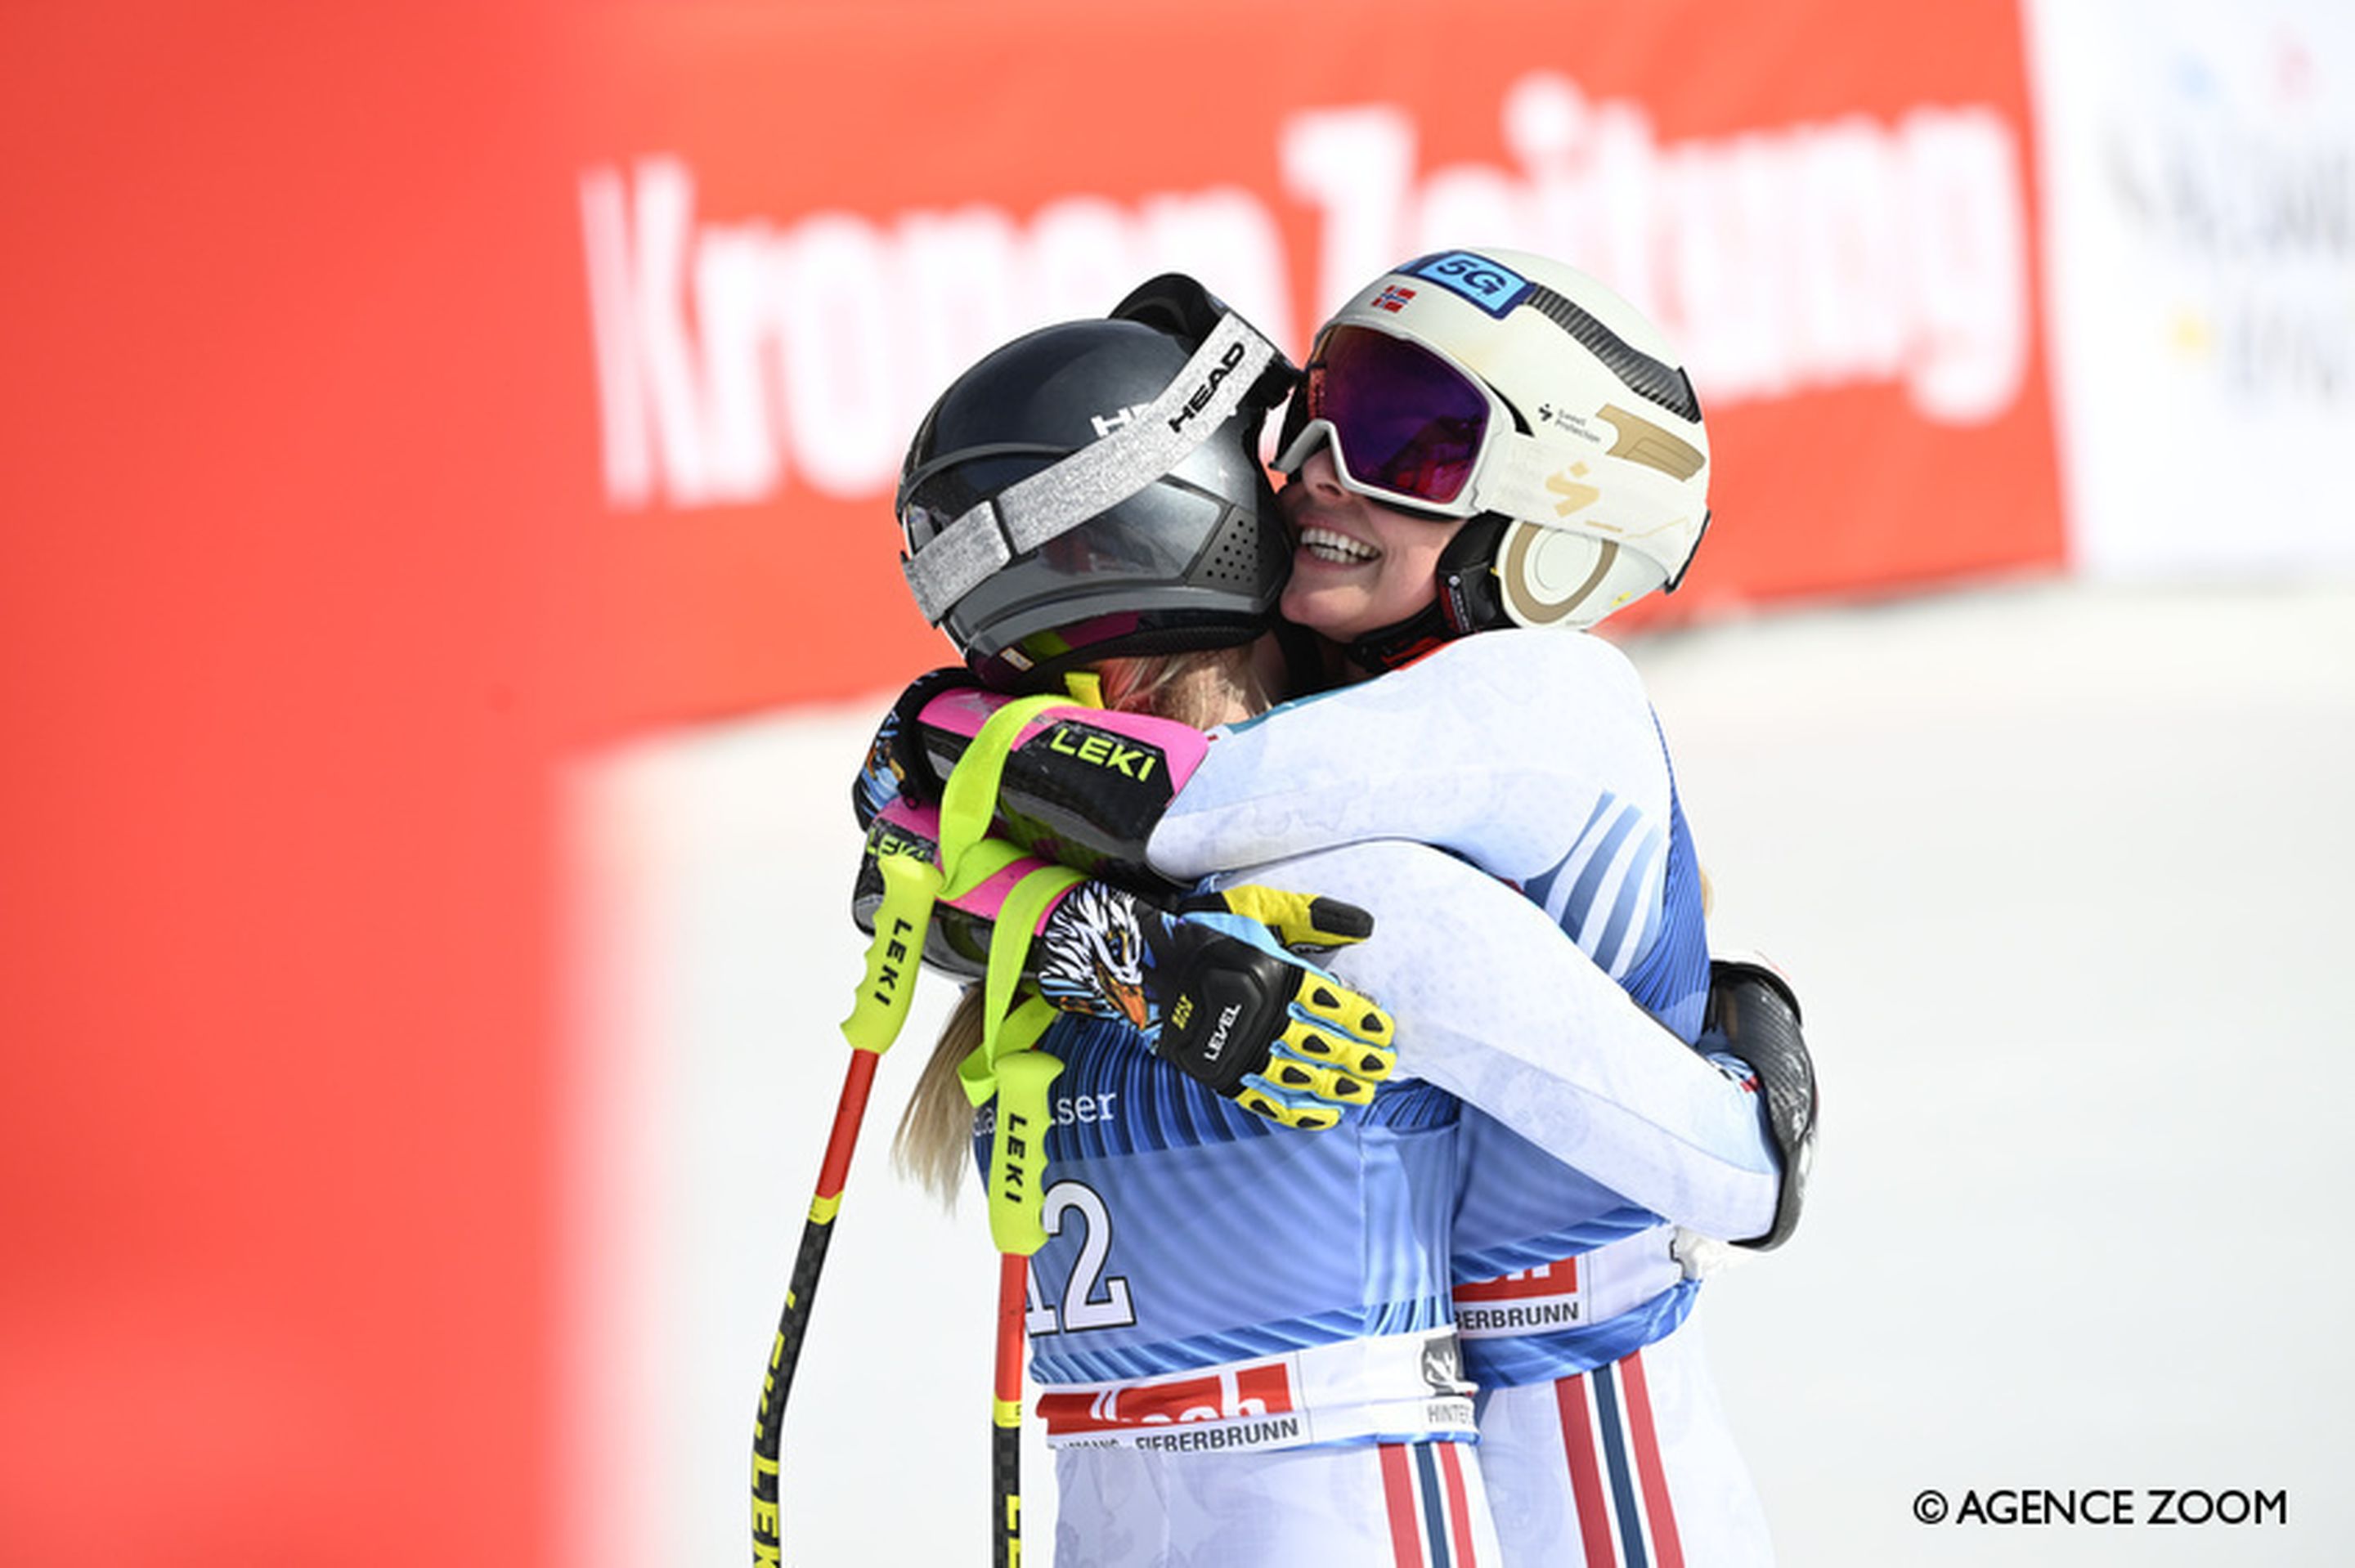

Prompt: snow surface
[{"left": 563, "top": 578, "right": 2355, "bottom": 1566}]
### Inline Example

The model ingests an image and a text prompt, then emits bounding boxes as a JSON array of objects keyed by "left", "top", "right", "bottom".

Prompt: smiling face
[{"left": 1277, "top": 447, "right": 1470, "bottom": 646}]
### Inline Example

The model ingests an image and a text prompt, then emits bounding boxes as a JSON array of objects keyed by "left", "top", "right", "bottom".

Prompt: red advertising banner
[
  {"left": 2, "top": 8, "right": 590, "bottom": 1564},
  {"left": 568, "top": 0, "right": 2062, "bottom": 726}
]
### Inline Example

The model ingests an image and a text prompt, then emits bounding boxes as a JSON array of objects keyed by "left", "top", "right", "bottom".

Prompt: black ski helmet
[{"left": 896, "top": 275, "right": 1297, "bottom": 692}]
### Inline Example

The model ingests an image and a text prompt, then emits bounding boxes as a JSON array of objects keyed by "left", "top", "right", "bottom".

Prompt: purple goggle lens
[{"left": 1282, "top": 326, "right": 1494, "bottom": 508}]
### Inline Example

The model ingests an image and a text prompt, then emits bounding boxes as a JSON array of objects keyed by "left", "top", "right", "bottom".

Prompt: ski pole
[
  {"left": 756, "top": 691, "right": 1074, "bottom": 1565},
  {"left": 980, "top": 1025, "right": 1061, "bottom": 1568},
  {"left": 751, "top": 1044, "right": 884, "bottom": 1565},
  {"left": 992, "top": 1252, "right": 1028, "bottom": 1568},
  {"left": 752, "top": 844, "right": 940, "bottom": 1566}
]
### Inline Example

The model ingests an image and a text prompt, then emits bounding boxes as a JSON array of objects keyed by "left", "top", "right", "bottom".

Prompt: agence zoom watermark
[{"left": 1911, "top": 1488, "right": 2287, "bottom": 1528}]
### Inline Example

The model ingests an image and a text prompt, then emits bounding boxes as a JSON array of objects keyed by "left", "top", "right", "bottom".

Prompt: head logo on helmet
[
  {"left": 1276, "top": 246, "right": 1711, "bottom": 645},
  {"left": 1167, "top": 339, "right": 1251, "bottom": 435}
]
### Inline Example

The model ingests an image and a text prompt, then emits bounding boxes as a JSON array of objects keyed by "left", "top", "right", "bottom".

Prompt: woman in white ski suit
[{"left": 1155, "top": 245, "right": 1794, "bottom": 1565}]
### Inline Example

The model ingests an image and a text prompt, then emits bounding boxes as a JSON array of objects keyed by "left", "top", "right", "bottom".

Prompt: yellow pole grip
[
  {"left": 986, "top": 1047, "right": 1065, "bottom": 1255},
  {"left": 840, "top": 848, "right": 944, "bottom": 1053}
]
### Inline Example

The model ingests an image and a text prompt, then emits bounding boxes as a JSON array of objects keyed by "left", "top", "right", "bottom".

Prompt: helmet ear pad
[
  {"left": 1492, "top": 520, "right": 1676, "bottom": 630},
  {"left": 1498, "top": 521, "right": 1617, "bottom": 629},
  {"left": 1436, "top": 513, "right": 1663, "bottom": 634}
]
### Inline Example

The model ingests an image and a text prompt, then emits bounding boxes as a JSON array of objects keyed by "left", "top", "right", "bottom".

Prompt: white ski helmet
[{"left": 1276, "top": 247, "right": 1710, "bottom": 636}]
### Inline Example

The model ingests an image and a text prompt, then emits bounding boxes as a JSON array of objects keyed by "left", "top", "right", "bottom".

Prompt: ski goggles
[{"left": 1273, "top": 325, "right": 1514, "bottom": 517}]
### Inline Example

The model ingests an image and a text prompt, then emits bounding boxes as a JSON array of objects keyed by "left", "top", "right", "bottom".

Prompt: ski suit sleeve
[
  {"left": 1147, "top": 629, "right": 1668, "bottom": 885},
  {"left": 1211, "top": 839, "right": 1781, "bottom": 1243},
  {"left": 898, "top": 682, "right": 1213, "bottom": 892}
]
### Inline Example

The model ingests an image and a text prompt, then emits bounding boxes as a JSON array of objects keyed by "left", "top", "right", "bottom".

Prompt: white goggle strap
[
  {"left": 904, "top": 312, "right": 1285, "bottom": 625},
  {"left": 1466, "top": 429, "right": 1581, "bottom": 526},
  {"left": 1481, "top": 427, "right": 1708, "bottom": 530}
]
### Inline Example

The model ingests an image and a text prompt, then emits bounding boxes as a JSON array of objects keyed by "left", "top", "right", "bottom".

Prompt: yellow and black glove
[{"left": 1034, "top": 880, "right": 1398, "bottom": 1131}]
